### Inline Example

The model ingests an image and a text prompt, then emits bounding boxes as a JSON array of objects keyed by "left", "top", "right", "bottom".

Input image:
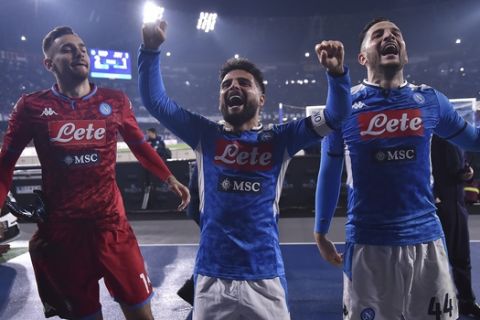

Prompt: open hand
[
  {"left": 314, "top": 232, "right": 343, "bottom": 267},
  {"left": 166, "top": 175, "right": 191, "bottom": 211}
]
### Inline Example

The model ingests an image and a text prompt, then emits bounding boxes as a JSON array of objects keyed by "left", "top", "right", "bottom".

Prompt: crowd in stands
[{"left": 0, "top": 48, "right": 479, "bottom": 143}]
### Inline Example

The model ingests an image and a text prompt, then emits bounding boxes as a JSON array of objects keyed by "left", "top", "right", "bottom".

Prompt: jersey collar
[
  {"left": 220, "top": 120, "right": 264, "bottom": 132},
  {"left": 51, "top": 83, "right": 98, "bottom": 102},
  {"left": 362, "top": 79, "right": 408, "bottom": 89}
]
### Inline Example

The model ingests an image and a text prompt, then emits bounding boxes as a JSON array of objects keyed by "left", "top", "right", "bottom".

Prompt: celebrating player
[
  {"left": 314, "top": 17, "right": 480, "bottom": 319},
  {"left": 0, "top": 26, "right": 190, "bottom": 320},
  {"left": 138, "top": 20, "right": 351, "bottom": 319}
]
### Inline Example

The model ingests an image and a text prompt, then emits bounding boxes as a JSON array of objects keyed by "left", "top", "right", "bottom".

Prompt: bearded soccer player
[
  {"left": 0, "top": 26, "right": 190, "bottom": 320},
  {"left": 138, "top": 20, "right": 351, "bottom": 320},
  {"left": 314, "top": 18, "right": 480, "bottom": 319}
]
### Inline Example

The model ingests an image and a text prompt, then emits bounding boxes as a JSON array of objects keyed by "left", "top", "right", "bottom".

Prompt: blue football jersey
[
  {"left": 321, "top": 81, "right": 468, "bottom": 245},
  {"left": 138, "top": 49, "right": 351, "bottom": 279}
]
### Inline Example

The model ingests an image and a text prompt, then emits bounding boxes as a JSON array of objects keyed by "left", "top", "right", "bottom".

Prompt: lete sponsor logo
[
  {"left": 49, "top": 120, "right": 106, "bottom": 145},
  {"left": 358, "top": 109, "right": 423, "bottom": 139},
  {"left": 214, "top": 140, "right": 273, "bottom": 171}
]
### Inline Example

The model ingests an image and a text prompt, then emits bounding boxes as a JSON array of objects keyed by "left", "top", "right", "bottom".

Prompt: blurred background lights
[
  {"left": 197, "top": 12, "right": 217, "bottom": 33},
  {"left": 143, "top": 2, "right": 164, "bottom": 23}
]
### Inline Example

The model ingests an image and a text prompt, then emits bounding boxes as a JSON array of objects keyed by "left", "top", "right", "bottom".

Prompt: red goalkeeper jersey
[{"left": 0, "top": 84, "right": 171, "bottom": 221}]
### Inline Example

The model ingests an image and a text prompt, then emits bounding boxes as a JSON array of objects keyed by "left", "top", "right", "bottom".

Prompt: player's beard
[
  {"left": 69, "top": 66, "right": 89, "bottom": 82},
  {"left": 220, "top": 100, "right": 259, "bottom": 127},
  {"left": 55, "top": 65, "right": 89, "bottom": 85}
]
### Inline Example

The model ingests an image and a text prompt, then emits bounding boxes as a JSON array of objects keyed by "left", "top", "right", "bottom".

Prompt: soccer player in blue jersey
[
  {"left": 139, "top": 20, "right": 352, "bottom": 320},
  {"left": 314, "top": 17, "right": 480, "bottom": 320}
]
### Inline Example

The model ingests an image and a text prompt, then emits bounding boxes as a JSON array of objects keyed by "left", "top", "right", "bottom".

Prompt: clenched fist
[
  {"left": 142, "top": 20, "right": 168, "bottom": 50},
  {"left": 315, "top": 40, "right": 345, "bottom": 76}
]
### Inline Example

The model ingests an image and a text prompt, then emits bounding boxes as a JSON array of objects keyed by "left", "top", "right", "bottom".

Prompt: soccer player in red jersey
[{"left": 0, "top": 26, "right": 190, "bottom": 320}]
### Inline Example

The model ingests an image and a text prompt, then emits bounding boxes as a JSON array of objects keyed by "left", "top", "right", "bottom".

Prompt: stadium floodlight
[
  {"left": 197, "top": 12, "right": 217, "bottom": 33},
  {"left": 455, "top": 38, "right": 462, "bottom": 44},
  {"left": 304, "top": 52, "right": 310, "bottom": 58},
  {"left": 21, "top": 35, "right": 27, "bottom": 41},
  {"left": 143, "top": 2, "right": 164, "bottom": 23}
]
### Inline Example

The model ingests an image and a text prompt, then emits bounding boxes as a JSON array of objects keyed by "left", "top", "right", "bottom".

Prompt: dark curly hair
[{"left": 219, "top": 58, "right": 265, "bottom": 94}]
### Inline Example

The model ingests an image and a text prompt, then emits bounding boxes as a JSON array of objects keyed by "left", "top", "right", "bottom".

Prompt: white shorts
[
  {"left": 343, "top": 239, "right": 458, "bottom": 320},
  {"left": 192, "top": 275, "right": 290, "bottom": 320}
]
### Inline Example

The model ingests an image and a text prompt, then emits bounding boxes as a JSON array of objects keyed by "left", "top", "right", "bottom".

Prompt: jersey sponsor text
[
  {"left": 214, "top": 140, "right": 273, "bottom": 171},
  {"left": 359, "top": 109, "right": 423, "bottom": 139},
  {"left": 49, "top": 120, "right": 107, "bottom": 146}
]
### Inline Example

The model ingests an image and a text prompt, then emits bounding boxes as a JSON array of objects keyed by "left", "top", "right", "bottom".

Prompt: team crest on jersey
[
  {"left": 99, "top": 102, "right": 112, "bottom": 116},
  {"left": 214, "top": 139, "right": 273, "bottom": 171},
  {"left": 360, "top": 308, "right": 375, "bottom": 320},
  {"left": 49, "top": 120, "right": 107, "bottom": 146},
  {"left": 412, "top": 92, "right": 425, "bottom": 105},
  {"left": 258, "top": 131, "right": 274, "bottom": 142},
  {"left": 358, "top": 109, "right": 424, "bottom": 140}
]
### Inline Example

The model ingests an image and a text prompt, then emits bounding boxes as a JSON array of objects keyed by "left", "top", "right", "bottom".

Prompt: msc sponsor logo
[
  {"left": 217, "top": 175, "right": 262, "bottom": 193},
  {"left": 49, "top": 120, "right": 106, "bottom": 146},
  {"left": 358, "top": 109, "right": 423, "bottom": 140},
  {"left": 214, "top": 139, "right": 273, "bottom": 171},
  {"left": 373, "top": 146, "right": 416, "bottom": 163},
  {"left": 62, "top": 151, "right": 100, "bottom": 167}
]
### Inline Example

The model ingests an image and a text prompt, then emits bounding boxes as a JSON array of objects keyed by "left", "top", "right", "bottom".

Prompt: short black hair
[
  {"left": 42, "top": 26, "right": 75, "bottom": 56},
  {"left": 219, "top": 58, "right": 265, "bottom": 94},
  {"left": 359, "top": 17, "right": 391, "bottom": 50},
  {"left": 146, "top": 128, "right": 157, "bottom": 134}
]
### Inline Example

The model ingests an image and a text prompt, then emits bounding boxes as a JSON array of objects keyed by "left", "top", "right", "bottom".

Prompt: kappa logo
[
  {"left": 352, "top": 101, "right": 367, "bottom": 110},
  {"left": 40, "top": 107, "right": 58, "bottom": 117}
]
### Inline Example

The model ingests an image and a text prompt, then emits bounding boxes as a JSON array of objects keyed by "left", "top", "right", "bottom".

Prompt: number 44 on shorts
[{"left": 428, "top": 293, "right": 454, "bottom": 319}]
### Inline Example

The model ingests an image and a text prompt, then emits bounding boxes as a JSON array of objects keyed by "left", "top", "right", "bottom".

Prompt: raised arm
[
  {"left": 138, "top": 20, "right": 210, "bottom": 149},
  {"left": 282, "top": 41, "right": 351, "bottom": 156},
  {"left": 315, "top": 41, "right": 352, "bottom": 131}
]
